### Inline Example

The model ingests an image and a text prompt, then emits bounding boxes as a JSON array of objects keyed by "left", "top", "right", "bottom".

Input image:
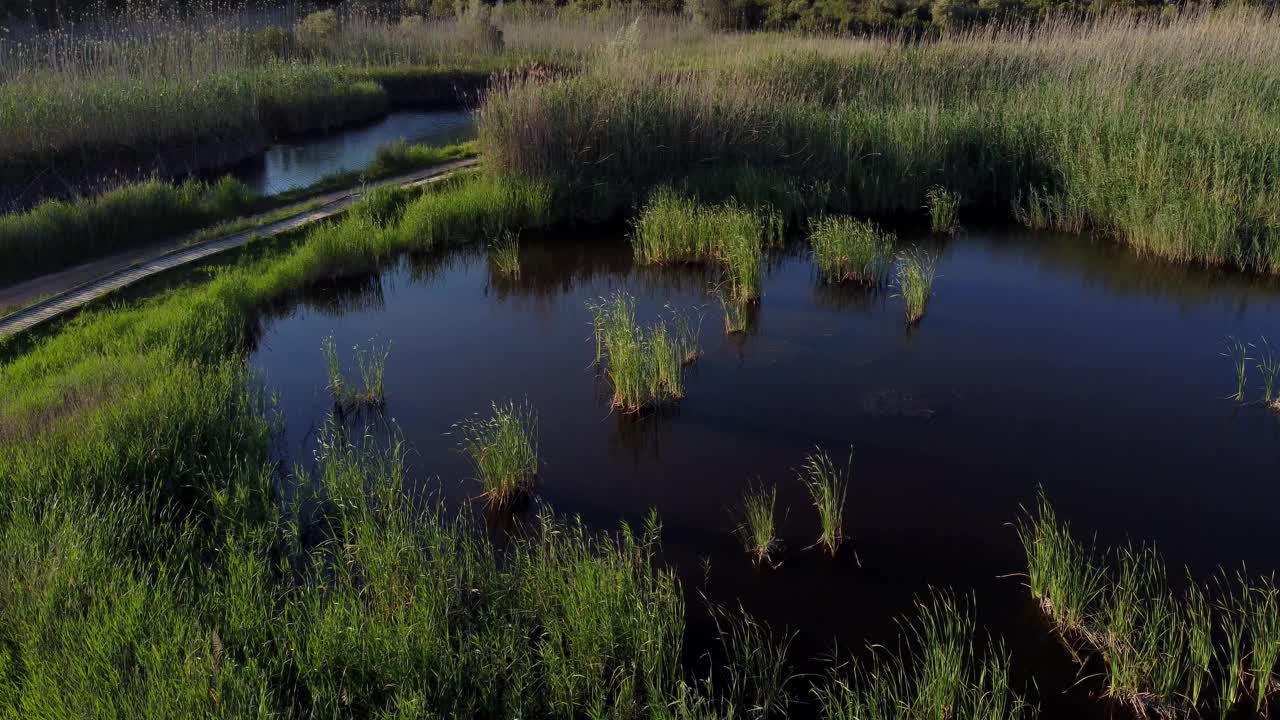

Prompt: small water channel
[
  {"left": 230, "top": 110, "right": 475, "bottom": 196},
  {"left": 250, "top": 226, "right": 1280, "bottom": 718}
]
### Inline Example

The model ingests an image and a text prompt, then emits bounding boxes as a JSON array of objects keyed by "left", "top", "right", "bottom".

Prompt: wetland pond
[{"left": 251, "top": 224, "right": 1280, "bottom": 718}]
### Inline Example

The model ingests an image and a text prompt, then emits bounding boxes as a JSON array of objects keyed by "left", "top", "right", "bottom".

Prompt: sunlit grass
[
  {"left": 1019, "top": 493, "right": 1280, "bottom": 718},
  {"left": 631, "top": 187, "right": 777, "bottom": 303},
  {"left": 588, "top": 291, "right": 700, "bottom": 413},
  {"left": 321, "top": 335, "right": 390, "bottom": 410},
  {"left": 808, "top": 215, "right": 893, "bottom": 285},
  {"left": 894, "top": 248, "right": 939, "bottom": 325},
  {"left": 454, "top": 399, "right": 540, "bottom": 506}
]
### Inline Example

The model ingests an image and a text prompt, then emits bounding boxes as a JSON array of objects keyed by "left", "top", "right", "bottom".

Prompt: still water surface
[
  {"left": 232, "top": 110, "right": 475, "bottom": 196},
  {"left": 251, "top": 226, "right": 1280, "bottom": 717}
]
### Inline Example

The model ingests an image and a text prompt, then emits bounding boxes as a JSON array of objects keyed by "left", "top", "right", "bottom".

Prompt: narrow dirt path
[{"left": 0, "top": 158, "right": 478, "bottom": 340}]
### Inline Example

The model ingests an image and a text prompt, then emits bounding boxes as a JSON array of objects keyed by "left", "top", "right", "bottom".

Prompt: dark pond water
[
  {"left": 232, "top": 110, "right": 475, "bottom": 196},
  {"left": 250, "top": 226, "right": 1280, "bottom": 718}
]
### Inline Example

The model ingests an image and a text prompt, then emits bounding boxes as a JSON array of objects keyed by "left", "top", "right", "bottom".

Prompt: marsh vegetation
[
  {"left": 455, "top": 399, "right": 540, "bottom": 506},
  {"left": 808, "top": 216, "right": 893, "bottom": 286},
  {"left": 588, "top": 291, "right": 700, "bottom": 414},
  {"left": 894, "top": 248, "right": 939, "bottom": 325},
  {"left": 1020, "top": 493, "right": 1280, "bottom": 719},
  {"left": 5, "top": 6, "right": 1280, "bottom": 720}
]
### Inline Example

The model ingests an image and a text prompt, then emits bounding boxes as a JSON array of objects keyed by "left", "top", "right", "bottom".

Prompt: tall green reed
[
  {"left": 797, "top": 447, "right": 851, "bottom": 556},
  {"left": 1224, "top": 336, "right": 1251, "bottom": 402},
  {"left": 895, "top": 248, "right": 939, "bottom": 325},
  {"left": 925, "top": 186, "right": 961, "bottom": 235},
  {"left": 588, "top": 291, "right": 700, "bottom": 413},
  {"left": 454, "top": 399, "right": 540, "bottom": 506},
  {"left": 735, "top": 481, "right": 780, "bottom": 567},
  {"left": 808, "top": 215, "right": 893, "bottom": 285}
]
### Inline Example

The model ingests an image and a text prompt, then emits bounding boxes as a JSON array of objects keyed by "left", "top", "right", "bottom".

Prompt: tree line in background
[{"left": 2, "top": 0, "right": 1278, "bottom": 40}]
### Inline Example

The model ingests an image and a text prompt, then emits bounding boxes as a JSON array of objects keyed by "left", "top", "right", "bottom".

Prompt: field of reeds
[
  {"left": 0, "top": 3, "right": 702, "bottom": 196},
  {"left": 480, "top": 8, "right": 1280, "bottom": 273}
]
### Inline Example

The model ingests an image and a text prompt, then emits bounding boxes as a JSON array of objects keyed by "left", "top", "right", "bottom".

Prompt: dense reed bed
[
  {"left": 1019, "top": 494, "right": 1280, "bottom": 718},
  {"left": 481, "top": 9, "right": 1280, "bottom": 273}
]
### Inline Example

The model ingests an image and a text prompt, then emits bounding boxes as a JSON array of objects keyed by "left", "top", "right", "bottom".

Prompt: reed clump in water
[
  {"left": 735, "top": 481, "right": 780, "bottom": 567},
  {"left": 808, "top": 216, "right": 893, "bottom": 285},
  {"left": 631, "top": 187, "right": 780, "bottom": 303},
  {"left": 1018, "top": 493, "right": 1280, "bottom": 718},
  {"left": 588, "top": 291, "right": 700, "bottom": 414},
  {"left": 894, "top": 248, "right": 939, "bottom": 325},
  {"left": 454, "top": 399, "right": 540, "bottom": 506},
  {"left": 321, "top": 335, "right": 391, "bottom": 411},
  {"left": 797, "top": 447, "right": 851, "bottom": 556},
  {"left": 925, "top": 186, "right": 961, "bottom": 235},
  {"left": 489, "top": 230, "right": 522, "bottom": 276}
]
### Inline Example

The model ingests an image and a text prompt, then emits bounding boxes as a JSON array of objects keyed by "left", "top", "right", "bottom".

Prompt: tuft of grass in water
[
  {"left": 1223, "top": 336, "right": 1251, "bottom": 402},
  {"left": 719, "top": 295, "right": 754, "bottom": 335},
  {"left": 1017, "top": 491, "right": 1105, "bottom": 638},
  {"left": 815, "top": 593, "right": 1037, "bottom": 720},
  {"left": 1254, "top": 336, "right": 1280, "bottom": 408},
  {"left": 1095, "top": 544, "right": 1172, "bottom": 712},
  {"left": 808, "top": 215, "right": 893, "bottom": 285},
  {"left": 797, "top": 447, "right": 851, "bottom": 557},
  {"left": 1248, "top": 577, "right": 1280, "bottom": 715},
  {"left": 1184, "top": 577, "right": 1215, "bottom": 710},
  {"left": 489, "top": 230, "right": 521, "bottom": 276},
  {"left": 321, "top": 335, "right": 390, "bottom": 410},
  {"left": 1218, "top": 577, "right": 1249, "bottom": 717},
  {"left": 925, "top": 186, "right": 961, "bottom": 234},
  {"left": 735, "top": 481, "right": 779, "bottom": 567},
  {"left": 894, "top": 248, "right": 939, "bottom": 325},
  {"left": 454, "top": 399, "right": 540, "bottom": 506},
  {"left": 631, "top": 187, "right": 776, "bottom": 303},
  {"left": 588, "top": 292, "right": 700, "bottom": 414}
]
